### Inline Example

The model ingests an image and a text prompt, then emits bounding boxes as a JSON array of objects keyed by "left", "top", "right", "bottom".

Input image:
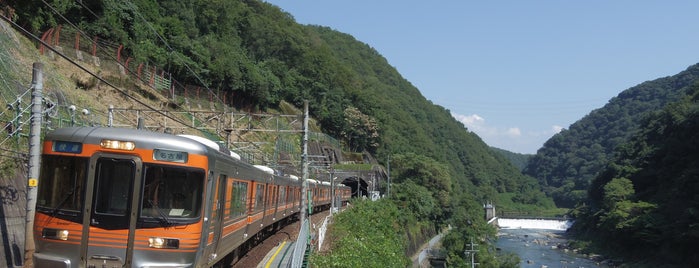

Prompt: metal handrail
[{"left": 289, "top": 219, "right": 310, "bottom": 268}]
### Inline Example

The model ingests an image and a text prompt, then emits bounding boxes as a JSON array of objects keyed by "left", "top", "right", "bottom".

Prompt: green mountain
[
  {"left": 523, "top": 64, "right": 699, "bottom": 207},
  {"left": 8, "top": 0, "right": 551, "bottom": 206},
  {"left": 570, "top": 84, "right": 699, "bottom": 267},
  {"left": 4, "top": 1, "right": 557, "bottom": 265},
  {"left": 490, "top": 147, "right": 532, "bottom": 171}
]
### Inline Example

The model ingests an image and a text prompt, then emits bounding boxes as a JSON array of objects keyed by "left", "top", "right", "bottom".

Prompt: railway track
[{"left": 232, "top": 212, "right": 330, "bottom": 267}]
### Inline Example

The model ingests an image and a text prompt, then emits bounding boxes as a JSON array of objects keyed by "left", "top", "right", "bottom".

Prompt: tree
[
  {"left": 602, "top": 177, "right": 634, "bottom": 209},
  {"left": 341, "top": 106, "right": 379, "bottom": 152},
  {"left": 390, "top": 181, "right": 436, "bottom": 221}
]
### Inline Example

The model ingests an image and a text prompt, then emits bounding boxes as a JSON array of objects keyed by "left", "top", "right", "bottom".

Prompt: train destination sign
[{"left": 153, "top": 149, "right": 188, "bottom": 163}]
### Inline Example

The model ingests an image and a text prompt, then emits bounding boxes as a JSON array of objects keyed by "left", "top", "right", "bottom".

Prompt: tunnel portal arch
[{"left": 341, "top": 176, "right": 368, "bottom": 198}]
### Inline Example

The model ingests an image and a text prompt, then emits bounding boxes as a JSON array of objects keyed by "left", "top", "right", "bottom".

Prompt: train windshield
[
  {"left": 141, "top": 164, "right": 205, "bottom": 222},
  {"left": 37, "top": 155, "right": 88, "bottom": 220}
]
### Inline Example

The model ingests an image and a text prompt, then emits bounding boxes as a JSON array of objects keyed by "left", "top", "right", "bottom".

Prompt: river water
[{"left": 496, "top": 219, "right": 607, "bottom": 268}]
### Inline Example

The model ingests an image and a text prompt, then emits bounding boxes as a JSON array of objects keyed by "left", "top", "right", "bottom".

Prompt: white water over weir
[{"left": 496, "top": 218, "right": 573, "bottom": 231}]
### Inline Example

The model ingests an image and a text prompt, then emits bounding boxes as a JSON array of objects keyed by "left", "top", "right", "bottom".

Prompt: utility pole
[
  {"left": 25, "top": 62, "right": 43, "bottom": 263},
  {"left": 299, "top": 101, "right": 309, "bottom": 224},
  {"left": 329, "top": 168, "right": 335, "bottom": 214},
  {"left": 464, "top": 237, "right": 479, "bottom": 268},
  {"left": 386, "top": 155, "right": 391, "bottom": 198}
]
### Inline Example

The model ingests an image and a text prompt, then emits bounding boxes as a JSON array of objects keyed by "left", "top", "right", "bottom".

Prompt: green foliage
[
  {"left": 310, "top": 199, "right": 409, "bottom": 268},
  {"left": 571, "top": 84, "right": 699, "bottom": 266},
  {"left": 601, "top": 177, "right": 634, "bottom": 208},
  {"left": 7, "top": 1, "right": 558, "bottom": 265},
  {"left": 389, "top": 153, "right": 456, "bottom": 227},
  {"left": 8, "top": 0, "right": 548, "bottom": 206},
  {"left": 441, "top": 226, "right": 505, "bottom": 268},
  {"left": 341, "top": 106, "right": 379, "bottom": 152},
  {"left": 390, "top": 181, "right": 437, "bottom": 222},
  {"left": 524, "top": 65, "right": 699, "bottom": 207},
  {"left": 490, "top": 147, "right": 532, "bottom": 171},
  {"left": 598, "top": 200, "right": 656, "bottom": 230}
]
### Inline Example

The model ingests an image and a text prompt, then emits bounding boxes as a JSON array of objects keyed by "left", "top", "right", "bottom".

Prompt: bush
[{"left": 310, "top": 199, "right": 409, "bottom": 268}]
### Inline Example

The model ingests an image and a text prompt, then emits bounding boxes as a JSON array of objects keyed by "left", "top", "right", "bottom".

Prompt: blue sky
[{"left": 264, "top": 1, "right": 699, "bottom": 154}]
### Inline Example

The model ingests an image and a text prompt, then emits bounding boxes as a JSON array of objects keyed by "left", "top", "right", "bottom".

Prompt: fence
[
  {"left": 37, "top": 25, "right": 227, "bottom": 110},
  {"left": 289, "top": 219, "right": 310, "bottom": 268}
]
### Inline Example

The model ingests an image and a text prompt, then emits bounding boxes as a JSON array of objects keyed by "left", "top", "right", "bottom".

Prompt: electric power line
[
  {"left": 72, "top": 0, "right": 226, "bottom": 107},
  {"left": 121, "top": 0, "right": 225, "bottom": 105},
  {"left": 39, "top": 1, "right": 178, "bottom": 97},
  {"left": 40, "top": 0, "right": 238, "bottom": 134},
  {"left": 2, "top": 3, "right": 307, "bottom": 166},
  {"left": 0, "top": 14, "right": 197, "bottom": 131}
]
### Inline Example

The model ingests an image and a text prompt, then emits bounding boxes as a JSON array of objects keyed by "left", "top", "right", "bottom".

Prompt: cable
[
  {"left": 122, "top": 0, "right": 224, "bottom": 105},
  {"left": 4, "top": 3, "right": 297, "bottom": 162},
  {"left": 76, "top": 0, "right": 225, "bottom": 107},
  {"left": 0, "top": 14, "right": 196, "bottom": 131},
  {"left": 41, "top": 0, "right": 231, "bottom": 134},
  {"left": 73, "top": 0, "right": 99, "bottom": 19},
  {"left": 40, "top": 1, "right": 173, "bottom": 96},
  {"left": 0, "top": 152, "right": 26, "bottom": 161}
]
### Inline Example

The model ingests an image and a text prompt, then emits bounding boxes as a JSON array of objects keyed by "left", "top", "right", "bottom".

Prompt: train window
[
  {"left": 292, "top": 187, "right": 297, "bottom": 203},
  {"left": 37, "top": 155, "right": 88, "bottom": 219},
  {"left": 279, "top": 186, "right": 286, "bottom": 206},
  {"left": 230, "top": 181, "right": 248, "bottom": 219},
  {"left": 274, "top": 186, "right": 279, "bottom": 206},
  {"left": 266, "top": 185, "right": 275, "bottom": 208},
  {"left": 254, "top": 184, "right": 264, "bottom": 212},
  {"left": 94, "top": 158, "right": 135, "bottom": 216},
  {"left": 141, "top": 164, "right": 205, "bottom": 220}
]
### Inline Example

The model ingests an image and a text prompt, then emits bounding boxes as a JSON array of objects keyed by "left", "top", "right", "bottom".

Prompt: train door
[
  {"left": 80, "top": 154, "right": 142, "bottom": 268},
  {"left": 202, "top": 174, "right": 227, "bottom": 264},
  {"left": 265, "top": 184, "right": 276, "bottom": 219}
]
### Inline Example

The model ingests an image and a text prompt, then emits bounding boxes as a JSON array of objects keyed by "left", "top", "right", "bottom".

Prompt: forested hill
[
  {"left": 6, "top": 0, "right": 550, "bottom": 210},
  {"left": 571, "top": 84, "right": 699, "bottom": 266},
  {"left": 490, "top": 147, "right": 531, "bottom": 171},
  {"left": 523, "top": 63, "right": 699, "bottom": 207}
]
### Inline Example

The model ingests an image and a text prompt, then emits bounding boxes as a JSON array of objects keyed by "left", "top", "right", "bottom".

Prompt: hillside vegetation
[
  {"left": 3, "top": 0, "right": 555, "bottom": 266},
  {"left": 524, "top": 64, "right": 699, "bottom": 207},
  {"left": 570, "top": 84, "right": 699, "bottom": 267}
]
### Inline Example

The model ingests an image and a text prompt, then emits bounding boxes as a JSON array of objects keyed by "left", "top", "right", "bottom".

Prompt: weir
[
  {"left": 483, "top": 204, "right": 573, "bottom": 231},
  {"left": 496, "top": 218, "right": 573, "bottom": 231}
]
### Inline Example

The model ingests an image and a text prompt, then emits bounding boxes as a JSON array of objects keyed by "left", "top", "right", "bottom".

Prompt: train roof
[
  {"left": 253, "top": 165, "right": 275, "bottom": 174},
  {"left": 45, "top": 127, "right": 212, "bottom": 155}
]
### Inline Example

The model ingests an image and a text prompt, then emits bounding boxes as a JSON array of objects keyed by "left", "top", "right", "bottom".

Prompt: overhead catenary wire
[{"left": 2, "top": 2, "right": 304, "bottom": 165}]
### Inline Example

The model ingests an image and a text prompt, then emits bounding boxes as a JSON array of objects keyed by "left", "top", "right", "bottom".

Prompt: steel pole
[
  {"left": 300, "top": 101, "right": 309, "bottom": 224},
  {"left": 25, "top": 62, "right": 44, "bottom": 262}
]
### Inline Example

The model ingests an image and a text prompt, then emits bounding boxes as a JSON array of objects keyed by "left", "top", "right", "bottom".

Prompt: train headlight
[
  {"left": 100, "top": 139, "right": 135, "bottom": 151},
  {"left": 42, "top": 228, "right": 69, "bottom": 241},
  {"left": 148, "top": 237, "right": 179, "bottom": 249}
]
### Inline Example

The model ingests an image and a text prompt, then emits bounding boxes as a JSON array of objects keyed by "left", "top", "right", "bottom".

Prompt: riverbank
[
  {"left": 496, "top": 228, "right": 610, "bottom": 267},
  {"left": 410, "top": 227, "right": 450, "bottom": 268}
]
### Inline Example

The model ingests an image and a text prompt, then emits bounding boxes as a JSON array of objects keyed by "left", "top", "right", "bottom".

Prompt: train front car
[{"left": 33, "top": 127, "right": 210, "bottom": 268}]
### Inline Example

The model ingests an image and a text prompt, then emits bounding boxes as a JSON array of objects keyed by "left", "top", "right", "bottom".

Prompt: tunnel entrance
[{"left": 342, "top": 177, "right": 368, "bottom": 198}]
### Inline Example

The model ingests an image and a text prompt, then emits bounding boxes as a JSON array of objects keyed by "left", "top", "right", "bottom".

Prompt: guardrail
[
  {"left": 317, "top": 215, "right": 331, "bottom": 251},
  {"left": 289, "top": 219, "right": 309, "bottom": 268}
]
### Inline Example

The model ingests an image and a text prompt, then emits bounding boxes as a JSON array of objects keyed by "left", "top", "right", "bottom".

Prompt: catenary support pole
[
  {"left": 300, "top": 100, "right": 309, "bottom": 224},
  {"left": 329, "top": 169, "right": 335, "bottom": 214},
  {"left": 387, "top": 155, "right": 391, "bottom": 198},
  {"left": 25, "top": 62, "right": 44, "bottom": 263}
]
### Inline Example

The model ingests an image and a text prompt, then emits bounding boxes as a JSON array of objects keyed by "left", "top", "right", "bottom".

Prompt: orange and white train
[{"left": 32, "top": 127, "right": 351, "bottom": 267}]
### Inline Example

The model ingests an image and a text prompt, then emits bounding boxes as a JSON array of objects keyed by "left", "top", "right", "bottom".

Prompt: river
[{"left": 496, "top": 219, "right": 607, "bottom": 268}]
